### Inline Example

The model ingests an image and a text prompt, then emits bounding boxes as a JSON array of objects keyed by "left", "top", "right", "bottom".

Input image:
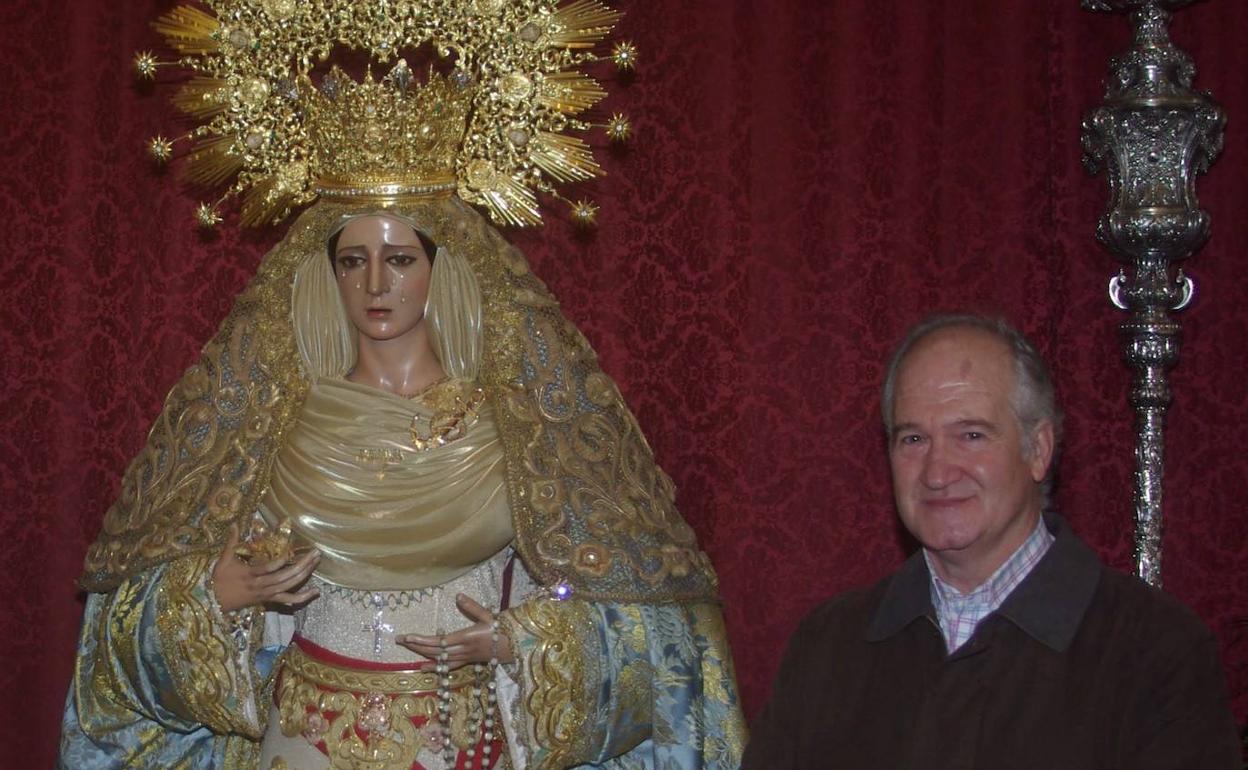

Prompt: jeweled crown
[
  {"left": 304, "top": 64, "right": 469, "bottom": 200},
  {"left": 138, "top": 1, "right": 638, "bottom": 228}
]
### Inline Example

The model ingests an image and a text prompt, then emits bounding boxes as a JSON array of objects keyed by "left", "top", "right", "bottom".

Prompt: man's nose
[
  {"left": 920, "top": 439, "right": 961, "bottom": 489},
  {"left": 365, "top": 257, "right": 388, "bottom": 295}
]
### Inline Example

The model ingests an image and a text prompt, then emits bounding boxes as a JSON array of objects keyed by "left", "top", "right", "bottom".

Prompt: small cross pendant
[{"left": 361, "top": 594, "right": 395, "bottom": 658}]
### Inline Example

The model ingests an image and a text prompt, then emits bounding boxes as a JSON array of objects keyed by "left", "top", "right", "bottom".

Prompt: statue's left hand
[{"left": 395, "top": 593, "right": 515, "bottom": 670}]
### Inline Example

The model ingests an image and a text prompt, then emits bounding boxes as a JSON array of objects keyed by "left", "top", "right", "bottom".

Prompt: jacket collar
[{"left": 865, "top": 513, "right": 1102, "bottom": 652}]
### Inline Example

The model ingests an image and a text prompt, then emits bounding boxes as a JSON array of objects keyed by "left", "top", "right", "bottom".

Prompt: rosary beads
[{"left": 434, "top": 618, "right": 502, "bottom": 769}]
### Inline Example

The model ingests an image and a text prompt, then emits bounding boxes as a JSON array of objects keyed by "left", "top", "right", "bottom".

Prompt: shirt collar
[
  {"left": 866, "top": 512, "right": 1102, "bottom": 651},
  {"left": 925, "top": 516, "right": 1052, "bottom": 610}
]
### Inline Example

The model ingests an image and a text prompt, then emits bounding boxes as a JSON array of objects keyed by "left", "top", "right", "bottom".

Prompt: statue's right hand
[{"left": 211, "top": 523, "right": 321, "bottom": 613}]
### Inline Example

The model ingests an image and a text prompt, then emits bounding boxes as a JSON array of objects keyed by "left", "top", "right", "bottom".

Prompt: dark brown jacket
[{"left": 743, "top": 515, "right": 1241, "bottom": 770}]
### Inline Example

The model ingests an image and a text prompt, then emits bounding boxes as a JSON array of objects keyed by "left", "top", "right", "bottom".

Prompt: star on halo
[
  {"left": 611, "top": 41, "right": 637, "bottom": 72},
  {"left": 605, "top": 114, "right": 631, "bottom": 143},
  {"left": 571, "top": 199, "right": 599, "bottom": 226},
  {"left": 134, "top": 51, "right": 159, "bottom": 80},
  {"left": 195, "top": 202, "right": 222, "bottom": 228},
  {"left": 148, "top": 136, "right": 173, "bottom": 164}
]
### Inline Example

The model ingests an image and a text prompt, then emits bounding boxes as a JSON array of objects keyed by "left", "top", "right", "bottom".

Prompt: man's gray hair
[{"left": 881, "top": 314, "right": 1063, "bottom": 493}]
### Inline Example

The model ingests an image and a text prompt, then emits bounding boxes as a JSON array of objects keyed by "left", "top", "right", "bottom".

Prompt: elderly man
[{"left": 742, "top": 315, "right": 1240, "bottom": 769}]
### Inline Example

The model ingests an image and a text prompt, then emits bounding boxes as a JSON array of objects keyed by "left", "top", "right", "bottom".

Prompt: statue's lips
[{"left": 366, "top": 308, "right": 392, "bottom": 318}]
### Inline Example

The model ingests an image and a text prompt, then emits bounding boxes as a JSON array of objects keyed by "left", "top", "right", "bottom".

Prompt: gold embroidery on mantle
[{"left": 80, "top": 202, "right": 328, "bottom": 592}]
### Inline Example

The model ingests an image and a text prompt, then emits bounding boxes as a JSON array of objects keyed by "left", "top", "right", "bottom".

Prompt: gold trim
[
  {"left": 313, "top": 192, "right": 457, "bottom": 206},
  {"left": 284, "top": 642, "right": 478, "bottom": 694},
  {"left": 156, "top": 553, "right": 264, "bottom": 738},
  {"left": 277, "top": 642, "right": 499, "bottom": 768},
  {"left": 502, "top": 599, "right": 595, "bottom": 768},
  {"left": 314, "top": 177, "right": 458, "bottom": 201}
]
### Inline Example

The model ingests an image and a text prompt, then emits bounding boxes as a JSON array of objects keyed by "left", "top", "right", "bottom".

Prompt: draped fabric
[
  {"left": 4, "top": 1, "right": 1248, "bottom": 766},
  {"left": 266, "top": 377, "right": 512, "bottom": 591}
]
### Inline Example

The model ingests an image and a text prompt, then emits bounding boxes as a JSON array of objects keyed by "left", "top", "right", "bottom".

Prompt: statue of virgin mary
[{"left": 57, "top": 3, "right": 744, "bottom": 769}]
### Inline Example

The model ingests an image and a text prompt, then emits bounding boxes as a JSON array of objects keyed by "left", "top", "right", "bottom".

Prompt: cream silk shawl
[{"left": 262, "top": 376, "right": 513, "bottom": 591}]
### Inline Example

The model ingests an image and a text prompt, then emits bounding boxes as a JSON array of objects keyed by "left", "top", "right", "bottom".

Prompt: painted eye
[{"left": 388, "top": 254, "right": 417, "bottom": 267}]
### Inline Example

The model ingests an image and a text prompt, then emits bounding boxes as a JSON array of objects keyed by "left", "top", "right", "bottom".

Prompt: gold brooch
[
  {"left": 410, "top": 387, "right": 486, "bottom": 452},
  {"left": 234, "top": 517, "right": 296, "bottom": 564}
]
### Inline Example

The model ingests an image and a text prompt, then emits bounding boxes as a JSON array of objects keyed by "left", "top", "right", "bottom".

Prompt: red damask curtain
[{"left": 3, "top": 1, "right": 1245, "bottom": 765}]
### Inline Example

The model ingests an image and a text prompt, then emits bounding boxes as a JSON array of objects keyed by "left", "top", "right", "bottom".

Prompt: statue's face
[{"left": 332, "top": 215, "right": 433, "bottom": 343}]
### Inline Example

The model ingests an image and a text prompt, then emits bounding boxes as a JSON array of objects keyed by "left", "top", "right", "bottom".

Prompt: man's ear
[{"left": 1028, "top": 420, "right": 1055, "bottom": 483}]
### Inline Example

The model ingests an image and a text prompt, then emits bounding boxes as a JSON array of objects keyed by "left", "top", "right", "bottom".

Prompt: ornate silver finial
[
  {"left": 1081, "top": 0, "right": 1200, "bottom": 12},
  {"left": 1080, "top": 0, "right": 1224, "bottom": 587}
]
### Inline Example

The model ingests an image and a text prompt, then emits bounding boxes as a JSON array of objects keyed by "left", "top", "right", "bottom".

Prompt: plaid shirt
[{"left": 925, "top": 517, "right": 1055, "bottom": 653}]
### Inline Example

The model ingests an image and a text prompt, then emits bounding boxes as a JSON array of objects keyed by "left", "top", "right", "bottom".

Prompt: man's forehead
[
  {"left": 894, "top": 378, "right": 996, "bottom": 402},
  {"left": 899, "top": 329, "right": 1013, "bottom": 384},
  {"left": 893, "top": 374, "right": 998, "bottom": 416},
  {"left": 890, "top": 329, "right": 1016, "bottom": 423}
]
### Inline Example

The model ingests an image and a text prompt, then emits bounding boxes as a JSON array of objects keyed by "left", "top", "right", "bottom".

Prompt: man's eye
[
  {"left": 963, "top": 431, "right": 984, "bottom": 441},
  {"left": 899, "top": 434, "right": 923, "bottom": 446}
]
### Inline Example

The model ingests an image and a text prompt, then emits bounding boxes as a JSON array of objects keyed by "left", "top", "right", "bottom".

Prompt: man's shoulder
[
  {"left": 1029, "top": 516, "right": 1217, "bottom": 654},
  {"left": 1090, "top": 563, "right": 1216, "bottom": 644},
  {"left": 1077, "top": 563, "right": 1239, "bottom": 758}
]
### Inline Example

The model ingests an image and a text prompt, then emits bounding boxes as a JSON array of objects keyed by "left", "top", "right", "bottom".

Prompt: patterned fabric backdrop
[{"left": 2, "top": 1, "right": 1246, "bottom": 766}]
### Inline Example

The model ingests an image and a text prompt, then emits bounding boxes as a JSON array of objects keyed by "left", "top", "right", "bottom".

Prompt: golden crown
[
  {"left": 137, "top": 1, "right": 638, "bottom": 227},
  {"left": 304, "top": 65, "right": 468, "bottom": 201}
]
